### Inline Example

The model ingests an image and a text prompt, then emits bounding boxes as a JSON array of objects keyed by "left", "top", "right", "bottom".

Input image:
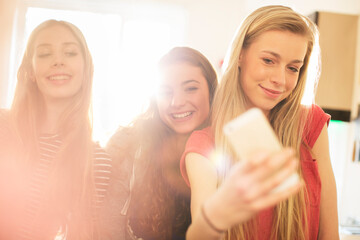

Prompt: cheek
[
  {"left": 203, "top": 96, "right": 210, "bottom": 112},
  {"left": 156, "top": 99, "right": 168, "bottom": 121},
  {"left": 76, "top": 60, "right": 85, "bottom": 77},
  {"left": 31, "top": 64, "right": 41, "bottom": 80},
  {"left": 29, "top": 68, "right": 36, "bottom": 83},
  {"left": 78, "top": 69, "right": 86, "bottom": 87},
  {"left": 239, "top": 74, "right": 251, "bottom": 97},
  {"left": 198, "top": 93, "right": 210, "bottom": 115},
  {"left": 287, "top": 77, "right": 298, "bottom": 92},
  {"left": 32, "top": 56, "right": 47, "bottom": 72}
]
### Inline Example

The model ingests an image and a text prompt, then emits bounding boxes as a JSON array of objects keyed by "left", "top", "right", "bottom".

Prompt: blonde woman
[
  {"left": 181, "top": 5, "right": 339, "bottom": 240},
  {"left": 0, "top": 20, "right": 112, "bottom": 239}
]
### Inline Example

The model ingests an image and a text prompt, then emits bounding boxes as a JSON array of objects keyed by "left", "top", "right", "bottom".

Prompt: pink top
[{"left": 180, "top": 105, "right": 330, "bottom": 240}]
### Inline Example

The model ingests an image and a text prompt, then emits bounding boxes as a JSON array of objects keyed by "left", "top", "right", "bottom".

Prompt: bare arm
[
  {"left": 185, "top": 152, "right": 222, "bottom": 239},
  {"left": 185, "top": 149, "right": 302, "bottom": 240},
  {"left": 313, "top": 124, "right": 339, "bottom": 240}
]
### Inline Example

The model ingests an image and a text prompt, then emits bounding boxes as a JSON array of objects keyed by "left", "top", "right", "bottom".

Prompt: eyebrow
[
  {"left": 262, "top": 50, "right": 304, "bottom": 64},
  {"left": 181, "top": 79, "right": 200, "bottom": 86},
  {"left": 36, "top": 42, "right": 79, "bottom": 49},
  {"left": 159, "top": 79, "right": 200, "bottom": 88}
]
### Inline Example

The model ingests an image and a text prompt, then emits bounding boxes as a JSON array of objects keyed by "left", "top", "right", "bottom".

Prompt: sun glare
[
  {"left": 17, "top": 5, "right": 185, "bottom": 146},
  {"left": 301, "top": 35, "right": 321, "bottom": 106}
]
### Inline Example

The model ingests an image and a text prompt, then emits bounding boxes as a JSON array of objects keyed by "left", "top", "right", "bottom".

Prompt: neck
[
  {"left": 264, "top": 109, "right": 270, "bottom": 119},
  {"left": 245, "top": 104, "right": 270, "bottom": 119},
  {"left": 40, "top": 98, "right": 71, "bottom": 134},
  {"left": 174, "top": 133, "right": 191, "bottom": 151},
  {"left": 161, "top": 132, "right": 190, "bottom": 163}
]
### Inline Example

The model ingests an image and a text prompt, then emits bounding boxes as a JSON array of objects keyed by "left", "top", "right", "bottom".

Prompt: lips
[
  {"left": 171, "top": 111, "right": 193, "bottom": 119},
  {"left": 46, "top": 74, "right": 71, "bottom": 85},
  {"left": 48, "top": 74, "right": 71, "bottom": 81},
  {"left": 259, "top": 85, "right": 283, "bottom": 98}
]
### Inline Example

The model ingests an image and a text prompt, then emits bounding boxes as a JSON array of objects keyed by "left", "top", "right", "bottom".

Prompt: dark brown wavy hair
[{"left": 125, "top": 47, "right": 218, "bottom": 239}]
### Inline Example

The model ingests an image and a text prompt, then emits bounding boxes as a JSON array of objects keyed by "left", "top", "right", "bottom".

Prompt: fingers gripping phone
[{"left": 223, "top": 108, "right": 299, "bottom": 192}]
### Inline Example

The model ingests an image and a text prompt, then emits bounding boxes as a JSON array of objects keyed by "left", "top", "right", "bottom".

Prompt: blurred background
[{"left": 1, "top": 0, "right": 360, "bottom": 237}]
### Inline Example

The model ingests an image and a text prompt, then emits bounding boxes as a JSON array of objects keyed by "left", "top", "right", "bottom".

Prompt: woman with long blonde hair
[
  {"left": 0, "top": 20, "right": 112, "bottom": 239},
  {"left": 181, "top": 5, "right": 339, "bottom": 240}
]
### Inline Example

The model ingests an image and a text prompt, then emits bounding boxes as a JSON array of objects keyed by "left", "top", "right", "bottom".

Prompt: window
[{"left": 9, "top": 2, "right": 186, "bottom": 145}]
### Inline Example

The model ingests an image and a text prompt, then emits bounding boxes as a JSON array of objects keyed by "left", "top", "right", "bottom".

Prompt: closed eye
[
  {"left": 65, "top": 51, "right": 78, "bottom": 57},
  {"left": 37, "top": 53, "right": 51, "bottom": 58},
  {"left": 262, "top": 58, "right": 273, "bottom": 64},
  {"left": 288, "top": 66, "right": 299, "bottom": 73},
  {"left": 186, "top": 87, "right": 198, "bottom": 92}
]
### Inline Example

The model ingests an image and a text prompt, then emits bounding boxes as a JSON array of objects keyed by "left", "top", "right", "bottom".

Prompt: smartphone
[{"left": 223, "top": 108, "right": 299, "bottom": 192}]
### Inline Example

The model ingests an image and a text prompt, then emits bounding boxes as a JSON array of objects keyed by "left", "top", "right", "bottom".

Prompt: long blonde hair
[
  {"left": 10, "top": 20, "right": 96, "bottom": 239},
  {"left": 212, "top": 6, "right": 320, "bottom": 240}
]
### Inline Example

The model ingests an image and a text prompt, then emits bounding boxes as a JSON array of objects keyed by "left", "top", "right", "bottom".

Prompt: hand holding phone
[{"left": 223, "top": 108, "right": 299, "bottom": 192}]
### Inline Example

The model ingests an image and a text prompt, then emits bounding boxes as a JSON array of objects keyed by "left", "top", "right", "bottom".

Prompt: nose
[
  {"left": 52, "top": 53, "right": 65, "bottom": 67},
  {"left": 170, "top": 92, "right": 186, "bottom": 107},
  {"left": 270, "top": 66, "right": 286, "bottom": 86}
]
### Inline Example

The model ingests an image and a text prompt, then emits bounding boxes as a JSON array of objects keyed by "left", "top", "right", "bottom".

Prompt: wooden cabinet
[{"left": 310, "top": 11, "right": 359, "bottom": 121}]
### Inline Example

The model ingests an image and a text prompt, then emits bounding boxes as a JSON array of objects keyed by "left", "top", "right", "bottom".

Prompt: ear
[
  {"left": 28, "top": 69, "right": 36, "bottom": 82},
  {"left": 238, "top": 52, "right": 243, "bottom": 67}
]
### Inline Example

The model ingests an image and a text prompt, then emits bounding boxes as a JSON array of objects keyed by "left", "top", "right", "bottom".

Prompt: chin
[{"left": 173, "top": 128, "right": 194, "bottom": 136}]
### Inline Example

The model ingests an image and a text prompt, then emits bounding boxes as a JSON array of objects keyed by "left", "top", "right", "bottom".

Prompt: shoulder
[
  {"left": 0, "top": 109, "right": 14, "bottom": 141},
  {"left": 0, "top": 109, "right": 19, "bottom": 170},
  {"left": 93, "top": 143, "right": 112, "bottom": 179},
  {"left": 304, "top": 104, "right": 330, "bottom": 124},
  {"left": 0, "top": 108, "right": 11, "bottom": 127},
  {"left": 309, "top": 104, "right": 330, "bottom": 120},
  {"left": 302, "top": 104, "right": 330, "bottom": 148},
  {"left": 94, "top": 143, "right": 112, "bottom": 164},
  {"left": 186, "top": 127, "right": 214, "bottom": 153},
  {"left": 106, "top": 126, "right": 131, "bottom": 151},
  {"left": 180, "top": 127, "right": 215, "bottom": 186},
  {"left": 105, "top": 126, "right": 133, "bottom": 162}
]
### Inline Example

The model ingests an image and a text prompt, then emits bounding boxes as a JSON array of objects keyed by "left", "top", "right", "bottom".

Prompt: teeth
[
  {"left": 49, "top": 75, "right": 70, "bottom": 81},
  {"left": 172, "top": 112, "right": 192, "bottom": 119}
]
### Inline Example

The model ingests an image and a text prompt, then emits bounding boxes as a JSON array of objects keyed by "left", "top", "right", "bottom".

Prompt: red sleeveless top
[{"left": 180, "top": 105, "right": 330, "bottom": 240}]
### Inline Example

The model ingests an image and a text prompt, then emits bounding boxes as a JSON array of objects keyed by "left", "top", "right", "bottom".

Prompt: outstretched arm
[
  {"left": 185, "top": 152, "right": 221, "bottom": 239},
  {"left": 185, "top": 149, "right": 302, "bottom": 240}
]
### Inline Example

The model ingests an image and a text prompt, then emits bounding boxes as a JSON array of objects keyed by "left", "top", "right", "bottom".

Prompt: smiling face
[
  {"left": 31, "top": 24, "right": 85, "bottom": 103},
  {"left": 239, "top": 30, "right": 308, "bottom": 115},
  {"left": 156, "top": 62, "right": 210, "bottom": 135}
]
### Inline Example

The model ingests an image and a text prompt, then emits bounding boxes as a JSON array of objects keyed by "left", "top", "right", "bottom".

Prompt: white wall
[
  {"left": 1, "top": 0, "right": 360, "bottom": 106},
  {"left": 168, "top": 0, "right": 360, "bottom": 71}
]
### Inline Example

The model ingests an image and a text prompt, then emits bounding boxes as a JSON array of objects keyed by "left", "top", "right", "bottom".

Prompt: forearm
[
  {"left": 313, "top": 125, "right": 339, "bottom": 240},
  {"left": 186, "top": 211, "right": 225, "bottom": 240},
  {"left": 186, "top": 152, "right": 223, "bottom": 239},
  {"left": 318, "top": 172, "right": 339, "bottom": 240}
]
